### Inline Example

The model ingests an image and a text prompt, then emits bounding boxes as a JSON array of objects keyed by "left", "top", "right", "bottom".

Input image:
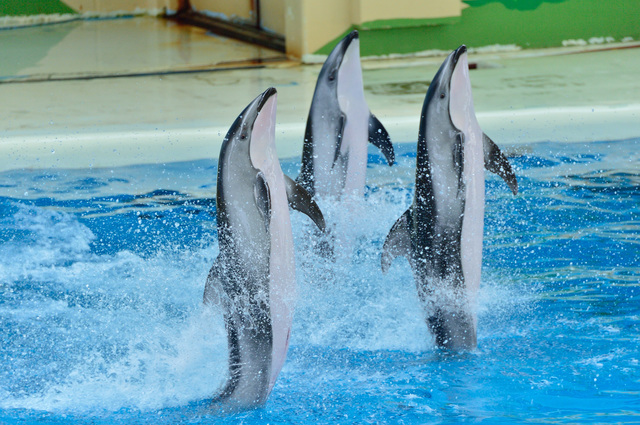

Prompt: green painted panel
[
  {"left": 315, "top": 0, "right": 640, "bottom": 56},
  {"left": 0, "top": 0, "right": 76, "bottom": 17},
  {"left": 463, "top": 0, "right": 568, "bottom": 11}
]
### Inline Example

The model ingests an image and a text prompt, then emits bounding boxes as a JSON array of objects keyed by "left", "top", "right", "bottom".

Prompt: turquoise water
[{"left": 0, "top": 139, "right": 638, "bottom": 423}]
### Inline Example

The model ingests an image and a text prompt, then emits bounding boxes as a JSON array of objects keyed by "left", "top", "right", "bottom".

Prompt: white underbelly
[
  {"left": 266, "top": 172, "right": 296, "bottom": 391},
  {"left": 460, "top": 123, "right": 485, "bottom": 312}
]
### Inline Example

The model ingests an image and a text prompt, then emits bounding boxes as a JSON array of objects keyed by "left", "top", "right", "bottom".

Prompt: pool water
[{"left": 0, "top": 139, "right": 638, "bottom": 424}]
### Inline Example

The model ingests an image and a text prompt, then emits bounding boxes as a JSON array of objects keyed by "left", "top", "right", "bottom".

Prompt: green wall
[
  {"left": 0, "top": 1, "right": 76, "bottom": 16},
  {"left": 317, "top": 0, "right": 640, "bottom": 55}
]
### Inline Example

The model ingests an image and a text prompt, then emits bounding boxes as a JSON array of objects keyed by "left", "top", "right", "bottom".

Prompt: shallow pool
[{"left": 0, "top": 138, "right": 638, "bottom": 424}]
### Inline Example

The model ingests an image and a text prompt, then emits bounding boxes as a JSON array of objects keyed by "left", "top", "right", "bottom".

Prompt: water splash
[{"left": 0, "top": 139, "right": 638, "bottom": 422}]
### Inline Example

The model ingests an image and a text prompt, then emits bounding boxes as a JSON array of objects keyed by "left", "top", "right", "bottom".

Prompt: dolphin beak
[
  {"left": 339, "top": 30, "right": 359, "bottom": 56},
  {"left": 452, "top": 45, "right": 467, "bottom": 67},
  {"left": 257, "top": 87, "right": 278, "bottom": 113},
  {"left": 345, "top": 30, "right": 359, "bottom": 44},
  {"left": 449, "top": 44, "right": 474, "bottom": 129},
  {"left": 250, "top": 87, "right": 278, "bottom": 169},
  {"left": 453, "top": 44, "right": 467, "bottom": 62}
]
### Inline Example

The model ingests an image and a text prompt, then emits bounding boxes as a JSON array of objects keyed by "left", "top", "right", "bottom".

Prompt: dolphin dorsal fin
[
  {"left": 381, "top": 208, "right": 413, "bottom": 273},
  {"left": 483, "top": 133, "right": 518, "bottom": 195},
  {"left": 284, "top": 175, "right": 326, "bottom": 231},
  {"left": 368, "top": 113, "right": 395, "bottom": 166}
]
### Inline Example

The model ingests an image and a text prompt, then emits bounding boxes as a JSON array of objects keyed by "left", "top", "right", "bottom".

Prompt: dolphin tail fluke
[
  {"left": 381, "top": 208, "right": 413, "bottom": 273},
  {"left": 284, "top": 175, "right": 326, "bottom": 231},
  {"left": 368, "top": 113, "right": 395, "bottom": 166},
  {"left": 482, "top": 133, "right": 518, "bottom": 195}
]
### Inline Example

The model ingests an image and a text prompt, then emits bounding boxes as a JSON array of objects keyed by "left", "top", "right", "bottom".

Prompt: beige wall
[
  {"left": 189, "top": 0, "right": 253, "bottom": 22},
  {"left": 285, "top": 0, "right": 351, "bottom": 59},
  {"left": 285, "top": 0, "right": 464, "bottom": 57},
  {"left": 261, "top": 0, "right": 285, "bottom": 34},
  {"left": 352, "top": 0, "right": 464, "bottom": 24}
]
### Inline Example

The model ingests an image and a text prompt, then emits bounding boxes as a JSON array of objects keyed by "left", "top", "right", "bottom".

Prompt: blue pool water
[{"left": 0, "top": 139, "right": 638, "bottom": 424}]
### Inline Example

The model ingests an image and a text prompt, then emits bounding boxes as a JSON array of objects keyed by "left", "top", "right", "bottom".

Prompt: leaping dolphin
[
  {"left": 381, "top": 45, "right": 518, "bottom": 350},
  {"left": 204, "top": 87, "right": 325, "bottom": 409},
  {"left": 297, "top": 30, "right": 395, "bottom": 201}
]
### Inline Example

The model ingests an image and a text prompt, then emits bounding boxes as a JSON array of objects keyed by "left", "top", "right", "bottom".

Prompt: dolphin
[
  {"left": 203, "top": 87, "right": 325, "bottom": 409},
  {"left": 297, "top": 30, "right": 395, "bottom": 201},
  {"left": 381, "top": 45, "right": 518, "bottom": 350}
]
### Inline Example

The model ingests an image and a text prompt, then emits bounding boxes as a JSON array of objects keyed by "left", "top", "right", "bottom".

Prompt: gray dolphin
[
  {"left": 297, "top": 30, "right": 395, "bottom": 201},
  {"left": 204, "top": 87, "right": 325, "bottom": 409},
  {"left": 381, "top": 45, "right": 517, "bottom": 350}
]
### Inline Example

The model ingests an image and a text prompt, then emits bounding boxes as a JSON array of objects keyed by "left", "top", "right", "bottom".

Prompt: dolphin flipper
[
  {"left": 483, "top": 133, "right": 518, "bottom": 195},
  {"left": 332, "top": 113, "right": 347, "bottom": 167},
  {"left": 284, "top": 175, "right": 326, "bottom": 231},
  {"left": 381, "top": 208, "right": 413, "bottom": 273},
  {"left": 296, "top": 116, "right": 315, "bottom": 196},
  {"left": 368, "top": 113, "right": 395, "bottom": 166},
  {"left": 203, "top": 257, "right": 224, "bottom": 305}
]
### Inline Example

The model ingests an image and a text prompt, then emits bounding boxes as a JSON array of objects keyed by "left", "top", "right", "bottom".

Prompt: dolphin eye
[
  {"left": 440, "top": 93, "right": 446, "bottom": 99},
  {"left": 328, "top": 70, "right": 336, "bottom": 81}
]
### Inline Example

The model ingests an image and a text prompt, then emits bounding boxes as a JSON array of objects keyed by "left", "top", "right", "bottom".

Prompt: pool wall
[
  {"left": 2, "top": 1, "right": 639, "bottom": 58},
  {"left": 0, "top": 16, "right": 639, "bottom": 172}
]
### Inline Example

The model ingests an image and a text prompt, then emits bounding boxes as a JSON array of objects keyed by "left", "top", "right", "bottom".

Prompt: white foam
[
  {"left": 0, "top": 178, "right": 534, "bottom": 412},
  {"left": 0, "top": 205, "right": 228, "bottom": 413}
]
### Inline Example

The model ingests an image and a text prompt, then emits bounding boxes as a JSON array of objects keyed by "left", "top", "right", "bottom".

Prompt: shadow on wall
[{"left": 0, "top": 22, "right": 79, "bottom": 78}]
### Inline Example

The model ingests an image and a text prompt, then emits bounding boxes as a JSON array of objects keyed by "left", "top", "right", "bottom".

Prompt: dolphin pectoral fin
[
  {"left": 203, "top": 257, "right": 223, "bottom": 305},
  {"left": 296, "top": 117, "right": 315, "bottom": 196},
  {"left": 483, "top": 133, "right": 518, "bottom": 195},
  {"left": 381, "top": 209, "right": 413, "bottom": 273},
  {"left": 254, "top": 173, "right": 272, "bottom": 232},
  {"left": 368, "top": 113, "right": 395, "bottom": 166},
  {"left": 332, "top": 113, "right": 347, "bottom": 168},
  {"left": 284, "top": 175, "right": 326, "bottom": 232}
]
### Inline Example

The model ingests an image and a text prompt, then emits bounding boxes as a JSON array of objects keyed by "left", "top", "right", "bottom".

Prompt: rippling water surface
[{"left": 0, "top": 139, "right": 638, "bottom": 424}]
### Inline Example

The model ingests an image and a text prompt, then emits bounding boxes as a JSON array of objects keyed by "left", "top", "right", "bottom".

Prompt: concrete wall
[{"left": 187, "top": 0, "right": 285, "bottom": 34}]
